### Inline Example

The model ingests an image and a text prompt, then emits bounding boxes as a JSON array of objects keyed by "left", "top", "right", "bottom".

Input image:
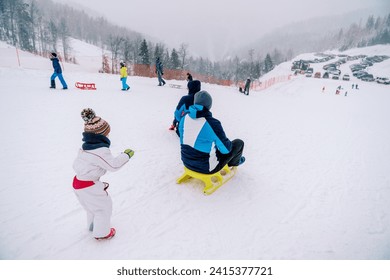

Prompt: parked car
[
  {"left": 360, "top": 74, "right": 375, "bottom": 82},
  {"left": 332, "top": 74, "right": 340, "bottom": 80},
  {"left": 322, "top": 72, "right": 329, "bottom": 79},
  {"left": 342, "top": 74, "right": 350, "bottom": 81},
  {"left": 361, "top": 60, "right": 373, "bottom": 67},
  {"left": 354, "top": 71, "right": 368, "bottom": 78},
  {"left": 305, "top": 67, "right": 313, "bottom": 77},
  {"left": 323, "top": 64, "right": 336, "bottom": 70},
  {"left": 350, "top": 64, "right": 366, "bottom": 71},
  {"left": 328, "top": 68, "right": 341, "bottom": 75},
  {"left": 376, "top": 77, "right": 390, "bottom": 84}
]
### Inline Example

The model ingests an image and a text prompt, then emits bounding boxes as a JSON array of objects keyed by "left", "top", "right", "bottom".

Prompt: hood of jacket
[{"left": 188, "top": 104, "right": 212, "bottom": 119}]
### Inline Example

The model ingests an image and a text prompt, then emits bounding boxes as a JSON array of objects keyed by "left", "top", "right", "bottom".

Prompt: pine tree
[
  {"left": 139, "top": 39, "right": 150, "bottom": 64},
  {"left": 122, "top": 38, "right": 133, "bottom": 63},
  {"left": 365, "top": 15, "right": 375, "bottom": 30},
  {"left": 153, "top": 44, "right": 164, "bottom": 64},
  {"left": 272, "top": 48, "right": 283, "bottom": 65},
  {"left": 374, "top": 16, "right": 382, "bottom": 31},
  {"left": 264, "top": 53, "right": 274, "bottom": 73},
  {"left": 386, "top": 13, "right": 390, "bottom": 28},
  {"left": 170, "top": 48, "right": 180, "bottom": 69}
]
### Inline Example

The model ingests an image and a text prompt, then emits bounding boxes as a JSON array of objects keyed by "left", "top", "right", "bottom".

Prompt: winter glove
[
  {"left": 124, "top": 149, "right": 134, "bottom": 158},
  {"left": 120, "top": 77, "right": 123, "bottom": 81}
]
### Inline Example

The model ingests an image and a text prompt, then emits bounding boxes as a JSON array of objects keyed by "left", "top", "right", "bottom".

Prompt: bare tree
[
  {"left": 248, "top": 48, "right": 254, "bottom": 79},
  {"left": 28, "top": 0, "right": 39, "bottom": 53},
  {"left": 48, "top": 19, "right": 58, "bottom": 52},
  {"left": 58, "top": 18, "right": 70, "bottom": 61},
  {"left": 132, "top": 36, "right": 142, "bottom": 64},
  {"left": 178, "top": 43, "right": 188, "bottom": 70},
  {"left": 108, "top": 35, "right": 124, "bottom": 73}
]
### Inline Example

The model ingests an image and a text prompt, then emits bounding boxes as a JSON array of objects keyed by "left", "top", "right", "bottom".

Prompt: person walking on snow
[
  {"left": 72, "top": 108, "right": 134, "bottom": 240},
  {"left": 169, "top": 80, "right": 201, "bottom": 135},
  {"left": 155, "top": 57, "right": 166, "bottom": 86},
  {"left": 239, "top": 78, "right": 251, "bottom": 95},
  {"left": 119, "top": 61, "right": 130, "bottom": 91},
  {"left": 243, "top": 78, "right": 251, "bottom": 95},
  {"left": 186, "top": 72, "right": 193, "bottom": 82},
  {"left": 49, "top": 52, "right": 68, "bottom": 90},
  {"left": 178, "top": 91, "right": 245, "bottom": 174}
]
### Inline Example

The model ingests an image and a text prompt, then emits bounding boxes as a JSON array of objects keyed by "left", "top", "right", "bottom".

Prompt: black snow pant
[{"left": 209, "top": 139, "right": 244, "bottom": 174}]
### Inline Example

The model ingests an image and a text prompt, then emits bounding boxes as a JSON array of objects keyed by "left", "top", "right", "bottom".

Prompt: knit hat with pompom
[{"left": 81, "top": 108, "right": 111, "bottom": 136}]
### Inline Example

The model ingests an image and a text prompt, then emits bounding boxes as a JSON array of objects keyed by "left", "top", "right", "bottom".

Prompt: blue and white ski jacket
[{"left": 179, "top": 105, "right": 232, "bottom": 173}]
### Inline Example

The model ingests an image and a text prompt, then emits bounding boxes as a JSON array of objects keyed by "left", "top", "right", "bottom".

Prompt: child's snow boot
[
  {"left": 50, "top": 80, "right": 56, "bottom": 89},
  {"left": 95, "top": 228, "right": 116, "bottom": 240}
]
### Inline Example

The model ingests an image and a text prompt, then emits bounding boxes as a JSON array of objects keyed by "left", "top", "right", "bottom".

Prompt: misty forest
[{"left": 1, "top": 0, "right": 390, "bottom": 82}]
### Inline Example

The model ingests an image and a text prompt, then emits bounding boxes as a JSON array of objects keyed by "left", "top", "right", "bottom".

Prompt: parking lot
[{"left": 291, "top": 52, "right": 390, "bottom": 85}]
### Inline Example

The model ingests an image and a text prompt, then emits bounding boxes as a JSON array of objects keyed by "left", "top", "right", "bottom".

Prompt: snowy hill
[
  {"left": 1, "top": 40, "right": 390, "bottom": 260},
  {"left": 0, "top": 38, "right": 105, "bottom": 73}
]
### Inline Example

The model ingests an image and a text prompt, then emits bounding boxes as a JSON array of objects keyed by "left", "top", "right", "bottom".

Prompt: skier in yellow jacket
[{"left": 119, "top": 61, "right": 130, "bottom": 91}]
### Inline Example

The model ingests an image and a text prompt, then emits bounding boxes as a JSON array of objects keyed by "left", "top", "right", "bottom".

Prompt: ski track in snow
[{"left": 1, "top": 42, "right": 390, "bottom": 259}]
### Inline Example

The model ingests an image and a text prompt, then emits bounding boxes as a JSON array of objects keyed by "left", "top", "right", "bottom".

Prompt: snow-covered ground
[{"left": 1, "top": 41, "right": 390, "bottom": 260}]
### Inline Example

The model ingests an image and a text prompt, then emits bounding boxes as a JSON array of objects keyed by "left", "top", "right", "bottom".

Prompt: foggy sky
[{"left": 54, "top": 0, "right": 389, "bottom": 59}]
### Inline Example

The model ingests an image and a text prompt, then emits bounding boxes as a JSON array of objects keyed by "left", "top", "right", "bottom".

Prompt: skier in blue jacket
[
  {"left": 178, "top": 91, "right": 245, "bottom": 174},
  {"left": 49, "top": 52, "right": 68, "bottom": 90},
  {"left": 169, "top": 80, "right": 201, "bottom": 136}
]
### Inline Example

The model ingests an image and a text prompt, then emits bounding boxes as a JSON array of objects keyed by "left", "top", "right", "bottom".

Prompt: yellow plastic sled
[{"left": 176, "top": 164, "right": 236, "bottom": 195}]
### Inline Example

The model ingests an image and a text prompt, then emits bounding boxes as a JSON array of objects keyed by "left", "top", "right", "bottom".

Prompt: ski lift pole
[{"left": 15, "top": 47, "right": 21, "bottom": 67}]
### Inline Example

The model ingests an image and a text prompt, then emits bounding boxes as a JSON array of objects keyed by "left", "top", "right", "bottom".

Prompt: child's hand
[{"left": 124, "top": 149, "right": 134, "bottom": 158}]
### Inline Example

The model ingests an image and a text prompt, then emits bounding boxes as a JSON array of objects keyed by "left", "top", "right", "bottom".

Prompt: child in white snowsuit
[{"left": 72, "top": 108, "right": 134, "bottom": 240}]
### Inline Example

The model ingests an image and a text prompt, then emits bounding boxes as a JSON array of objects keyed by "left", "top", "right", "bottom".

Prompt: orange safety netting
[
  {"left": 131, "top": 64, "right": 233, "bottom": 87},
  {"left": 251, "top": 75, "right": 293, "bottom": 91},
  {"left": 131, "top": 64, "right": 292, "bottom": 91}
]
